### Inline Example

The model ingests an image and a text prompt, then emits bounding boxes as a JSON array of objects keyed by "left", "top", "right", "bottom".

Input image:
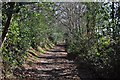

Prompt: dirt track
[{"left": 14, "top": 44, "right": 99, "bottom": 80}]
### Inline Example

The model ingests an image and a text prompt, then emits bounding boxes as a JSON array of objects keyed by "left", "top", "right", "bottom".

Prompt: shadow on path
[{"left": 14, "top": 43, "right": 99, "bottom": 80}]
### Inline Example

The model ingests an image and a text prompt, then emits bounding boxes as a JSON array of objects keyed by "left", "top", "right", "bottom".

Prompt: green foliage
[
  {"left": 2, "top": 2, "right": 64, "bottom": 78},
  {"left": 65, "top": 2, "right": 120, "bottom": 78},
  {"left": 1, "top": 2, "right": 120, "bottom": 79}
]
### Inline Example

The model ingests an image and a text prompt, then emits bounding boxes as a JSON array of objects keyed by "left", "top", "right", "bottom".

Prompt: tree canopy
[{"left": 1, "top": 2, "right": 120, "bottom": 79}]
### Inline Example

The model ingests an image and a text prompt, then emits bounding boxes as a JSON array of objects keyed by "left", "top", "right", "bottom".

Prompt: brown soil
[{"left": 13, "top": 43, "right": 99, "bottom": 80}]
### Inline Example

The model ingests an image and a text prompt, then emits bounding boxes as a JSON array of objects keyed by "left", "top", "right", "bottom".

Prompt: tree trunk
[
  {"left": 1, "top": 2, "right": 15, "bottom": 47},
  {"left": 1, "top": 3, "right": 15, "bottom": 79},
  {"left": 111, "top": 2, "right": 115, "bottom": 40}
]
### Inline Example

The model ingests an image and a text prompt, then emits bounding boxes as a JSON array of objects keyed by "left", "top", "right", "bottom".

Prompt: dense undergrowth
[
  {"left": 1, "top": 2, "right": 63, "bottom": 79},
  {"left": 65, "top": 2, "right": 120, "bottom": 79},
  {"left": 1, "top": 2, "right": 120, "bottom": 79},
  {"left": 66, "top": 35, "right": 120, "bottom": 79}
]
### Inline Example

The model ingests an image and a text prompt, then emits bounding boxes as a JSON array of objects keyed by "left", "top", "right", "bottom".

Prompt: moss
[{"left": 37, "top": 46, "right": 46, "bottom": 53}]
